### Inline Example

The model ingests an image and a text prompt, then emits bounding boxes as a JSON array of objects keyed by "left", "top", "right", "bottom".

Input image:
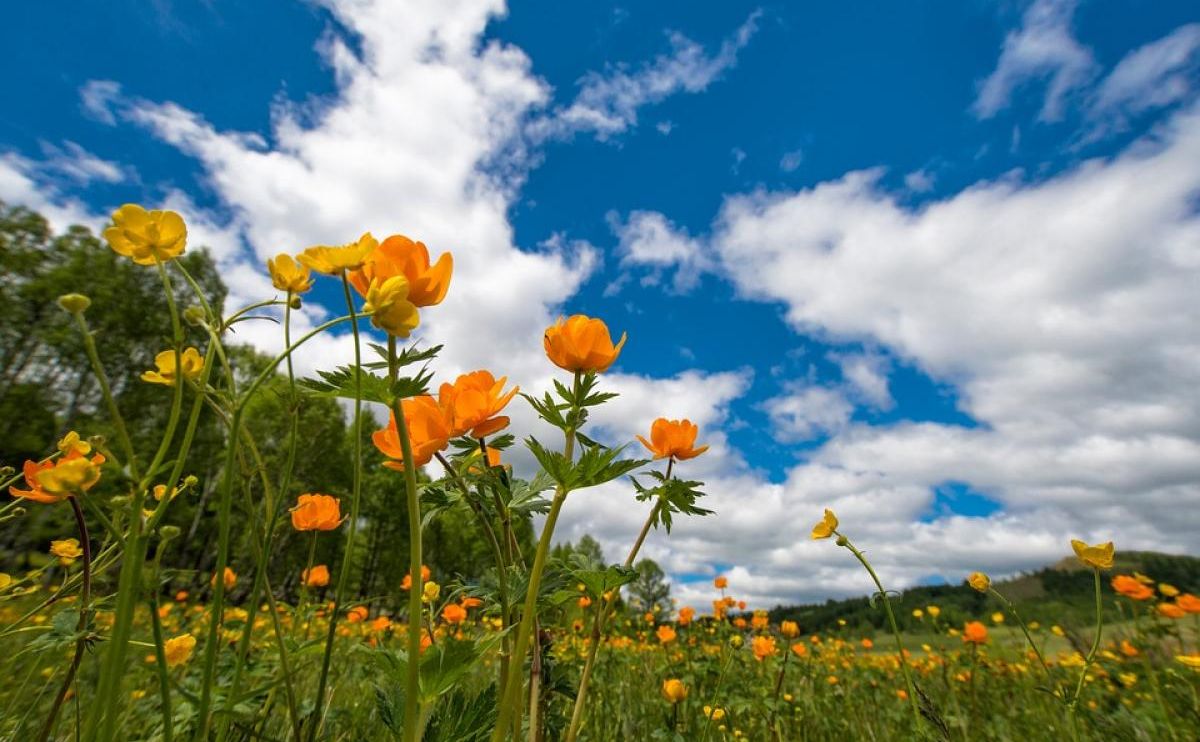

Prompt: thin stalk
[
  {"left": 769, "top": 644, "right": 791, "bottom": 741},
  {"left": 37, "top": 496, "right": 92, "bottom": 742},
  {"left": 1067, "top": 569, "right": 1103, "bottom": 742},
  {"left": 149, "top": 541, "right": 175, "bottom": 742},
  {"left": 836, "top": 532, "right": 923, "bottom": 733},
  {"left": 308, "top": 275, "right": 366, "bottom": 742},
  {"left": 989, "top": 587, "right": 1055, "bottom": 689},
  {"left": 699, "top": 646, "right": 736, "bottom": 742}
]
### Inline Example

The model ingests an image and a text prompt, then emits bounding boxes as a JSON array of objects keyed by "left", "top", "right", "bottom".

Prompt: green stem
[
  {"left": 1067, "top": 569, "right": 1103, "bottom": 742},
  {"left": 149, "top": 540, "right": 175, "bottom": 742},
  {"left": 989, "top": 587, "right": 1055, "bottom": 690},
  {"left": 699, "top": 645, "right": 736, "bottom": 742},
  {"left": 308, "top": 275, "right": 366, "bottom": 742}
]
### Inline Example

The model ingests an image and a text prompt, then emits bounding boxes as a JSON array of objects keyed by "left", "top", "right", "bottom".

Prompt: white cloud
[
  {"left": 1090, "top": 23, "right": 1200, "bottom": 124},
  {"left": 80, "top": 80, "right": 121, "bottom": 125},
  {"left": 530, "top": 11, "right": 760, "bottom": 141},
  {"left": 763, "top": 385, "right": 853, "bottom": 442},
  {"left": 779, "top": 148, "right": 803, "bottom": 173},
  {"left": 973, "top": 0, "right": 1097, "bottom": 121},
  {"left": 0, "top": 153, "right": 105, "bottom": 231},
  {"left": 903, "top": 168, "right": 935, "bottom": 193},
  {"left": 832, "top": 351, "right": 893, "bottom": 410},
  {"left": 609, "top": 210, "right": 709, "bottom": 292},
  {"left": 38, "top": 141, "right": 124, "bottom": 185}
]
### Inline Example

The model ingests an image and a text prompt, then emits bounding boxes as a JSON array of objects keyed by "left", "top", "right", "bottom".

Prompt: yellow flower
[
  {"left": 810, "top": 509, "right": 838, "bottom": 540},
  {"left": 991, "top": 612, "right": 1005, "bottom": 624},
  {"left": 103, "top": 204, "right": 187, "bottom": 265},
  {"left": 0, "top": 573, "right": 11, "bottom": 590},
  {"left": 912, "top": 609, "right": 924, "bottom": 619},
  {"left": 50, "top": 538, "right": 83, "bottom": 566},
  {"left": 56, "top": 431, "right": 91, "bottom": 456},
  {"left": 1051, "top": 625, "right": 1065, "bottom": 637},
  {"left": 1158, "top": 583, "right": 1179, "bottom": 598},
  {"left": 1175, "top": 655, "right": 1200, "bottom": 669},
  {"left": 927, "top": 605, "right": 941, "bottom": 618},
  {"left": 37, "top": 454, "right": 104, "bottom": 496},
  {"left": 1070, "top": 539, "right": 1114, "bottom": 570},
  {"left": 362, "top": 276, "right": 420, "bottom": 338},
  {"left": 703, "top": 706, "right": 726, "bottom": 721},
  {"left": 141, "top": 348, "right": 204, "bottom": 386},
  {"left": 163, "top": 633, "right": 197, "bottom": 667},
  {"left": 422, "top": 581, "right": 441, "bottom": 603},
  {"left": 661, "top": 678, "right": 687, "bottom": 703},
  {"left": 267, "top": 253, "right": 313, "bottom": 294},
  {"left": 780, "top": 620, "right": 800, "bottom": 638},
  {"left": 298, "top": 233, "right": 377, "bottom": 275},
  {"left": 967, "top": 572, "right": 991, "bottom": 592}
]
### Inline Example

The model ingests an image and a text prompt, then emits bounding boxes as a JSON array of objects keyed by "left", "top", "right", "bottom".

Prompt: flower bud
[
  {"left": 729, "top": 635, "right": 744, "bottom": 648},
  {"left": 183, "top": 475, "right": 200, "bottom": 488},
  {"left": 87, "top": 434, "right": 106, "bottom": 449},
  {"left": 57, "top": 293, "right": 92, "bottom": 314},
  {"left": 289, "top": 295, "right": 303, "bottom": 310},
  {"left": 159, "top": 525, "right": 182, "bottom": 541},
  {"left": 835, "top": 535, "right": 849, "bottom": 547},
  {"left": 183, "top": 306, "right": 207, "bottom": 326},
  {"left": 0, "top": 466, "right": 14, "bottom": 479}
]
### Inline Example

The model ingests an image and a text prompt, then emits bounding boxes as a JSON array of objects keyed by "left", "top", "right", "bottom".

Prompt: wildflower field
[{"left": 0, "top": 202, "right": 1197, "bottom": 742}]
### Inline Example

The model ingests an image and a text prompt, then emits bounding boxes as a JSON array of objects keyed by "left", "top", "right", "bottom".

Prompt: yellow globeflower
[
  {"left": 50, "top": 538, "right": 83, "bottom": 566},
  {"left": 298, "top": 233, "right": 377, "bottom": 275},
  {"left": 56, "top": 431, "right": 91, "bottom": 456},
  {"left": 104, "top": 204, "right": 187, "bottom": 265},
  {"left": 142, "top": 348, "right": 204, "bottom": 386},
  {"left": 163, "top": 633, "right": 197, "bottom": 667},
  {"left": 0, "top": 573, "right": 11, "bottom": 590},
  {"left": 991, "top": 611, "right": 1005, "bottom": 624},
  {"left": 1070, "top": 539, "right": 1114, "bottom": 570},
  {"left": 1176, "top": 655, "right": 1200, "bottom": 669},
  {"left": 1158, "top": 583, "right": 1179, "bottom": 598},
  {"left": 363, "top": 276, "right": 420, "bottom": 338},
  {"left": 267, "top": 253, "right": 313, "bottom": 294},
  {"left": 810, "top": 509, "right": 838, "bottom": 540},
  {"left": 422, "top": 581, "right": 441, "bottom": 604},
  {"left": 927, "top": 605, "right": 941, "bottom": 618},
  {"left": 37, "top": 454, "right": 105, "bottom": 496},
  {"left": 967, "top": 572, "right": 991, "bottom": 592}
]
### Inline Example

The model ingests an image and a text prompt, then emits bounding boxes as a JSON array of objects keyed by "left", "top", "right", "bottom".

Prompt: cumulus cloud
[
  {"left": 609, "top": 210, "right": 710, "bottom": 292},
  {"left": 1088, "top": 23, "right": 1200, "bottom": 128},
  {"left": 530, "top": 10, "right": 761, "bottom": 142},
  {"left": 973, "top": 0, "right": 1097, "bottom": 121},
  {"left": 763, "top": 385, "right": 853, "bottom": 442}
]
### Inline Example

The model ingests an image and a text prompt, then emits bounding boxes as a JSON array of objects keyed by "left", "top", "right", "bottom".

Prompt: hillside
[{"left": 767, "top": 551, "right": 1200, "bottom": 634}]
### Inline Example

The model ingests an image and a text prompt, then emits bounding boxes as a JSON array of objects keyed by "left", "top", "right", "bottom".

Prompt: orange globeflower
[
  {"left": 656, "top": 625, "right": 677, "bottom": 644},
  {"left": 438, "top": 371, "right": 519, "bottom": 438},
  {"left": 1177, "top": 594, "right": 1200, "bottom": 614},
  {"left": 962, "top": 621, "right": 989, "bottom": 645},
  {"left": 291, "top": 494, "right": 342, "bottom": 531},
  {"left": 401, "top": 565, "right": 433, "bottom": 591},
  {"left": 1157, "top": 602, "right": 1186, "bottom": 619},
  {"left": 1112, "top": 575, "right": 1155, "bottom": 601},
  {"left": 11, "top": 447, "right": 108, "bottom": 504},
  {"left": 346, "top": 605, "right": 369, "bottom": 623},
  {"left": 373, "top": 396, "right": 452, "bottom": 470},
  {"left": 714, "top": 576, "right": 728, "bottom": 590},
  {"left": 460, "top": 596, "right": 483, "bottom": 610},
  {"left": 637, "top": 418, "right": 709, "bottom": 460},
  {"left": 211, "top": 567, "right": 237, "bottom": 592},
  {"left": 543, "top": 315, "right": 626, "bottom": 373},
  {"left": 781, "top": 620, "right": 800, "bottom": 638},
  {"left": 752, "top": 635, "right": 778, "bottom": 661},
  {"left": 303, "top": 564, "right": 330, "bottom": 588},
  {"left": 348, "top": 234, "right": 452, "bottom": 307},
  {"left": 442, "top": 603, "right": 468, "bottom": 624},
  {"left": 678, "top": 606, "right": 696, "bottom": 626}
]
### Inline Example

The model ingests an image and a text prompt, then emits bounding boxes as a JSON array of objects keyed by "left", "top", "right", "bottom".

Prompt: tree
[{"left": 627, "top": 558, "right": 671, "bottom": 614}]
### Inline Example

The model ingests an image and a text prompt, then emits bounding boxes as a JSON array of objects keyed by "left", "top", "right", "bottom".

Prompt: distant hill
[{"left": 767, "top": 551, "right": 1200, "bottom": 635}]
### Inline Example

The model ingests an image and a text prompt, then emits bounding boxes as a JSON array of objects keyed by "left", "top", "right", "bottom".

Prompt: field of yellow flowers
[{"left": 1, "top": 204, "right": 1197, "bottom": 741}]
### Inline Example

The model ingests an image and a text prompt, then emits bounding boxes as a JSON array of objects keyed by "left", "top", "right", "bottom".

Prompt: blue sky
[{"left": 4, "top": 0, "right": 1199, "bottom": 606}]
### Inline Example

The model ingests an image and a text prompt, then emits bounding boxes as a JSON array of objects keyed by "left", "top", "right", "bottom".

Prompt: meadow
[{"left": 0, "top": 202, "right": 1197, "bottom": 741}]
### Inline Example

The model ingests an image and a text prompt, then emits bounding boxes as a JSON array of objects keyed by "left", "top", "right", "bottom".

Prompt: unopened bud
[
  {"left": 183, "top": 306, "right": 207, "bottom": 326},
  {"left": 159, "top": 525, "right": 182, "bottom": 541},
  {"left": 183, "top": 475, "right": 199, "bottom": 489},
  {"left": 57, "top": 293, "right": 91, "bottom": 314},
  {"left": 289, "top": 295, "right": 302, "bottom": 310},
  {"left": 835, "top": 535, "right": 849, "bottom": 547},
  {"left": 729, "top": 635, "right": 744, "bottom": 648},
  {"left": 0, "top": 466, "right": 14, "bottom": 479}
]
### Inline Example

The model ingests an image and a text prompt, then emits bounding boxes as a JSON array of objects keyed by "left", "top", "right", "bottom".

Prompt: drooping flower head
[
  {"left": 348, "top": 234, "right": 453, "bottom": 307},
  {"left": 373, "top": 396, "right": 452, "bottom": 470},
  {"left": 298, "top": 233, "right": 377, "bottom": 275},
  {"left": 142, "top": 348, "right": 204, "bottom": 386},
  {"left": 1071, "top": 539, "right": 1115, "bottom": 570},
  {"left": 290, "top": 494, "right": 342, "bottom": 531},
  {"left": 810, "top": 509, "right": 839, "bottom": 540},
  {"left": 104, "top": 204, "right": 187, "bottom": 265},
  {"left": 439, "top": 370, "right": 519, "bottom": 438},
  {"left": 968, "top": 572, "right": 991, "bottom": 593},
  {"left": 267, "top": 253, "right": 314, "bottom": 294},
  {"left": 363, "top": 276, "right": 420, "bottom": 338},
  {"left": 543, "top": 315, "right": 626, "bottom": 373},
  {"left": 637, "top": 418, "right": 709, "bottom": 460}
]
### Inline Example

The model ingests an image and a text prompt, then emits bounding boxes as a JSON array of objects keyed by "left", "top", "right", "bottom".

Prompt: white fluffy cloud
[
  {"left": 608, "top": 210, "right": 710, "bottom": 293},
  {"left": 973, "top": 0, "right": 1097, "bottom": 121},
  {"left": 1089, "top": 23, "right": 1200, "bottom": 126}
]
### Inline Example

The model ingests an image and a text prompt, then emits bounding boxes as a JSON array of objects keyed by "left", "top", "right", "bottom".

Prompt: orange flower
[
  {"left": 438, "top": 371, "right": 519, "bottom": 438},
  {"left": 578, "top": 596, "right": 592, "bottom": 609},
  {"left": 714, "top": 576, "right": 728, "bottom": 590},
  {"left": 303, "top": 564, "right": 330, "bottom": 588},
  {"left": 678, "top": 606, "right": 696, "bottom": 626},
  {"left": 656, "top": 625, "right": 677, "bottom": 644},
  {"left": 211, "top": 567, "right": 237, "bottom": 592},
  {"left": 661, "top": 678, "right": 687, "bottom": 704},
  {"left": 348, "top": 234, "right": 452, "bottom": 307},
  {"left": 861, "top": 638, "right": 874, "bottom": 649},
  {"left": 791, "top": 642, "right": 808, "bottom": 657},
  {"left": 1176, "top": 594, "right": 1200, "bottom": 614},
  {"left": 543, "top": 315, "right": 626, "bottom": 373},
  {"left": 9, "top": 459, "right": 60, "bottom": 504},
  {"left": 401, "top": 565, "right": 432, "bottom": 591},
  {"left": 637, "top": 418, "right": 709, "bottom": 461},
  {"left": 373, "top": 396, "right": 452, "bottom": 470},
  {"left": 1157, "top": 602, "right": 1186, "bottom": 619},
  {"left": 1120, "top": 640, "right": 1139, "bottom": 657},
  {"left": 442, "top": 603, "right": 467, "bottom": 624},
  {"left": 752, "top": 635, "right": 778, "bottom": 661},
  {"left": 1112, "top": 575, "right": 1154, "bottom": 601},
  {"left": 962, "top": 621, "right": 988, "bottom": 645},
  {"left": 290, "top": 494, "right": 342, "bottom": 531},
  {"left": 751, "top": 610, "right": 769, "bottom": 631},
  {"left": 460, "top": 596, "right": 483, "bottom": 610},
  {"left": 781, "top": 620, "right": 799, "bottom": 638},
  {"left": 11, "top": 448, "right": 108, "bottom": 504},
  {"left": 347, "top": 605, "right": 369, "bottom": 623}
]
